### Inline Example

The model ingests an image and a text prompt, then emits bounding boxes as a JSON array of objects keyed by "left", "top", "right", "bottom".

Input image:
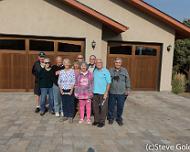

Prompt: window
[
  {"left": 29, "top": 40, "right": 54, "bottom": 51},
  {"left": 0, "top": 39, "right": 25, "bottom": 50},
  {"left": 110, "top": 45, "right": 132, "bottom": 55},
  {"left": 58, "top": 42, "right": 81, "bottom": 52},
  {"left": 135, "top": 46, "right": 157, "bottom": 56}
]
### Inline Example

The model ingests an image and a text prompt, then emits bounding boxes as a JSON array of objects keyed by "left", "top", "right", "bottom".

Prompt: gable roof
[
  {"left": 125, "top": 0, "right": 190, "bottom": 38},
  {"left": 62, "top": 0, "right": 128, "bottom": 33},
  {"left": 62, "top": 0, "right": 190, "bottom": 38}
]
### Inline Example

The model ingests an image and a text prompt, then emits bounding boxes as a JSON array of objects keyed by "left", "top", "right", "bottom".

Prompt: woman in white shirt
[{"left": 58, "top": 58, "right": 75, "bottom": 123}]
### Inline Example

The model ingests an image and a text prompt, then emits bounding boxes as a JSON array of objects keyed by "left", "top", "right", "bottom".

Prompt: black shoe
[
  {"left": 108, "top": 120, "right": 114, "bottom": 125},
  {"left": 97, "top": 123, "right": 105, "bottom": 128},
  {"left": 117, "top": 121, "right": 123, "bottom": 126},
  {"left": 59, "top": 117, "right": 68, "bottom": 122},
  {"left": 50, "top": 111, "right": 55, "bottom": 115},
  {"left": 40, "top": 112, "right": 45, "bottom": 116},
  {"left": 35, "top": 107, "right": 40, "bottom": 113},
  {"left": 92, "top": 122, "right": 99, "bottom": 126}
]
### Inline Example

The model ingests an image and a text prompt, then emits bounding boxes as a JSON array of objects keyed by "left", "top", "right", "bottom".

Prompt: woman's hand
[
  {"left": 55, "top": 70, "right": 60, "bottom": 76},
  {"left": 60, "top": 89, "right": 64, "bottom": 95}
]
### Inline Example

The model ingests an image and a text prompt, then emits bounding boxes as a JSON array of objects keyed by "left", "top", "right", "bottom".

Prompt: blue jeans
[
  {"left": 108, "top": 94, "right": 127, "bottom": 122},
  {"left": 53, "top": 84, "right": 63, "bottom": 113},
  {"left": 40, "top": 88, "right": 54, "bottom": 113}
]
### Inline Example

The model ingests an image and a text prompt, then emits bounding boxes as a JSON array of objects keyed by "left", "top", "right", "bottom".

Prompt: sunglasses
[
  {"left": 45, "top": 62, "right": 50, "bottom": 64},
  {"left": 77, "top": 57, "right": 83, "bottom": 59}
]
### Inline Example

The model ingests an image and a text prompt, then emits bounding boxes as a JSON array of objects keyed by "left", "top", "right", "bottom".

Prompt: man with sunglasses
[
  {"left": 32, "top": 51, "right": 46, "bottom": 113},
  {"left": 108, "top": 57, "right": 131, "bottom": 126},
  {"left": 88, "top": 55, "right": 96, "bottom": 73}
]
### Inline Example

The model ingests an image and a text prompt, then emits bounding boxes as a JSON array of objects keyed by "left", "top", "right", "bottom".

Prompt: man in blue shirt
[{"left": 93, "top": 59, "right": 111, "bottom": 128}]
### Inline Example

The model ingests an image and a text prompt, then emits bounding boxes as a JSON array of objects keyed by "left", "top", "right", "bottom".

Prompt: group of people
[{"left": 32, "top": 52, "right": 130, "bottom": 127}]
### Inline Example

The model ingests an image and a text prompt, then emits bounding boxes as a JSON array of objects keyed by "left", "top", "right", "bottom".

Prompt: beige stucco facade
[
  {"left": 78, "top": 0, "right": 176, "bottom": 91},
  {"left": 0, "top": 0, "right": 176, "bottom": 91}
]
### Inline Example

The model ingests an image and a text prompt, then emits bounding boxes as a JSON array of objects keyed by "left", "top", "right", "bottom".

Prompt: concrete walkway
[{"left": 0, "top": 92, "right": 190, "bottom": 152}]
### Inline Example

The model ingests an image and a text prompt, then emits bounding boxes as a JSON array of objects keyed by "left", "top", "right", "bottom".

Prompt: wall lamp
[
  {"left": 91, "top": 40, "right": 96, "bottom": 50},
  {"left": 167, "top": 45, "right": 172, "bottom": 52}
]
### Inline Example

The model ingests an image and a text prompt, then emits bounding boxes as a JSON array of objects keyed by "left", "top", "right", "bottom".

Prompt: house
[{"left": 0, "top": 0, "right": 190, "bottom": 92}]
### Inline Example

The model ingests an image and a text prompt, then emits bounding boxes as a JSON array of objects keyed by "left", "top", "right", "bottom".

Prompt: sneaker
[
  {"left": 97, "top": 123, "right": 105, "bottom": 128},
  {"left": 40, "top": 111, "right": 45, "bottom": 116},
  {"left": 78, "top": 119, "right": 84, "bottom": 124},
  {"left": 60, "top": 112, "right": 64, "bottom": 117},
  {"left": 55, "top": 112, "right": 60, "bottom": 117},
  {"left": 117, "top": 121, "right": 123, "bottom": 126},
  {"left": 59, "top": 117, "right": 68, "bottom": 122},
  {"left": 86, "top": 120, "right": 91, "bottom": 125},
  {"left": 35, "top": 107, "right": 40, "bottom": 113},
  {"left": 108, "top": 120, "right": 114, "bottom": 125},
  {"left": 69, "top": 118, "right": 73, "bottom": 123}
]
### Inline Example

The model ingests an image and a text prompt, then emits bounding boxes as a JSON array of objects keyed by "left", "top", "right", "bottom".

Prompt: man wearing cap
[{"left": 32, "top": 51, "right": 46, "bottom": 113}]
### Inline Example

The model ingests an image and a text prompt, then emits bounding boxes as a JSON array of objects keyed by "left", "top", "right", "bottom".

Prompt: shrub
[{"left": 172, "top": 73, "right": 187, "bottom": 94}]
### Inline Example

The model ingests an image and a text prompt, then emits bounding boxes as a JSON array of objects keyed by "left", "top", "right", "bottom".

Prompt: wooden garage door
[
  {"left": 107, "top": 42, "right": 161, "bottom": 91},
  {"left": 0, "top": 37, "right": 85, "bottom": 91}
]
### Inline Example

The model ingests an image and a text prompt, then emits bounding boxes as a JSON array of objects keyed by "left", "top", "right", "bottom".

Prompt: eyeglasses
[{"left": 45, "top": 62, "right": 50, "bottom": 64}]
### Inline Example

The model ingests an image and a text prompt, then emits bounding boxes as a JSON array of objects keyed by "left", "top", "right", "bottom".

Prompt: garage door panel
[
  {"left": 132, "top": 58, "right": 158, "bottom": 90},
  {"left": 0, "top": 53, "right": 12, "bottom": 89},
  {"left": 11, "top": 53, "right": 28, "bottom": 89}
]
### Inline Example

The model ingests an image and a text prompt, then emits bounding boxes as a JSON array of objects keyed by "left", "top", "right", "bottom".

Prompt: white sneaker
[
  {"left": 61, "top": 112, "right": 64, "bottom": 117},
  {"left": 55, "top": 112, "right": 60, "bottom": 117},
  {"left": 78, "top": 119, "right": 84, "bottom": 124},
  {"left": 86, "top": 120, "right": 91, "bottom": 125}
]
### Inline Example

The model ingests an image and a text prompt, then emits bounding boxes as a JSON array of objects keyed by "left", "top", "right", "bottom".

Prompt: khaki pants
[{"left": 93, "top": 94, "right": 108, "bottom": 124}]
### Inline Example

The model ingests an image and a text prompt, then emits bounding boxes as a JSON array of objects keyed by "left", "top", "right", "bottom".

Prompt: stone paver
[{"left": 0, "top": 92, "right": 190, "bottom": 152}]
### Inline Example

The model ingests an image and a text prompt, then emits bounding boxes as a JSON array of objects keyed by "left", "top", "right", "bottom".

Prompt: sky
[{"left": 143, "top": 0, "right": 190, "bottom": 22}]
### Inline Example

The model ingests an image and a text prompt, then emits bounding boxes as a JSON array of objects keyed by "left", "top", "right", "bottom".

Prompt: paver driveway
[{"left": 0, "top": 92, "right": 190, "bottom": 152}]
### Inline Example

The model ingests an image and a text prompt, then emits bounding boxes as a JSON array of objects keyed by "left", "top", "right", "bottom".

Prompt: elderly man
[
  {"left": 88, "top": 55, "right": 96, "bottom": 73},
  {"left": 93, "top": 59, "right": 111, "bottom": 128},
  {"left": 32, "top": 51, "right": 46, "bottom": 113},
  {"left": 52, "top": 56, "right": 65, "bottom": 117},
  {"left": 108, "top": 57, "right": 131, "bottom": 126}
]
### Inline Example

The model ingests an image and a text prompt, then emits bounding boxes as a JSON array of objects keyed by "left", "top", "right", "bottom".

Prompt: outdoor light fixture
[
  {"left": 91, "top": 40, "right": 96, "bottom": 50},
  {"left": 167, "top": 45, "right": 172, "bottom": 52}
]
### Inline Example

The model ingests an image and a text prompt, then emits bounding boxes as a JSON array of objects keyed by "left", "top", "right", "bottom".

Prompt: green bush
[{"left": 172, "top": 73, "right": 187, "bottom": 94}]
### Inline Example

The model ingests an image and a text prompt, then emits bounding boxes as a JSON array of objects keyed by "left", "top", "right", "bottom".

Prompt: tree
[{"left": 173, "top": 19, "right": 190, "bottom": 91}]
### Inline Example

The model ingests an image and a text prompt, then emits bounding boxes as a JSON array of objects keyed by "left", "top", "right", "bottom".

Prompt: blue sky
[{"left": 143, "top": 0, "right": 190, "bottom": 22}]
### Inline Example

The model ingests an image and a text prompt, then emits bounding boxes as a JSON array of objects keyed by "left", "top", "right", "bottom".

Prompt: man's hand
[
  {"left": 125, "top": 90, "right": 130, "bottom": 96},
  {"left": 103, "top": 92, "right": 108, "bottom": 100}
]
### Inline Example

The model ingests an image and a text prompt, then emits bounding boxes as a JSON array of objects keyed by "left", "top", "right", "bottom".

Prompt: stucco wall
[
  {"left": 78, "top": 0, "right": 176, "bottom": 91},
  {"left": 0, "top": 0, "right": 104, "bottom": 62},
  {"left": 0, "top": 0, "right": 176, "bottom": 91}
]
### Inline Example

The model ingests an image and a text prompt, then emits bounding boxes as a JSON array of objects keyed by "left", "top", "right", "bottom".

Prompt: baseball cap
[{"left": 38, "top": 51, "right": 46, "bottom": 57}]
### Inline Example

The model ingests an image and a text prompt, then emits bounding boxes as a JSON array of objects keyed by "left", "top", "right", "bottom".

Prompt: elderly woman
[
  {"left": 38, "top": 58, "right": 54, "bottom": 116},
  {"left": 58, "top": 58, "right": 75, "bottom": 123},
  {"left": 74, "top": 62, "right": 93, "bottom": 124},
  {"left": 73, "top": 60, "right": 80, "bottom": 76}
]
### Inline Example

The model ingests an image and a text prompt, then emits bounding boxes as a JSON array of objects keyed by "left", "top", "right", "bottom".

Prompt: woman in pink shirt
[{"left": 74, "top": 62, "right": 93, "bottom": 124}]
